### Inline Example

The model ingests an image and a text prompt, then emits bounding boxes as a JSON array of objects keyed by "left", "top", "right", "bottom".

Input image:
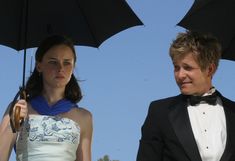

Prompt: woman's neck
[{"left": 42, "top": 88, "right": 65, "bottom": 106}]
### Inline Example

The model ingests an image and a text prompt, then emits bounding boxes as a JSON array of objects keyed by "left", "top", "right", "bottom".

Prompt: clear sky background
[{"left": 1, "top": 1, "right": 235, "bottom": 161}]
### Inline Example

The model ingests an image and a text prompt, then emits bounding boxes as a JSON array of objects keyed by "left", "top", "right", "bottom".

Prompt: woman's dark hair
[{"left": 25, "top": 35, "right": 82, "bottom": 103}]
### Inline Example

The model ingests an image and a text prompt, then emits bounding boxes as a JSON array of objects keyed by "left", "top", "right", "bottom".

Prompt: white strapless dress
[{"left": 16, "top": 115, "right": 80, "bottom": 161}]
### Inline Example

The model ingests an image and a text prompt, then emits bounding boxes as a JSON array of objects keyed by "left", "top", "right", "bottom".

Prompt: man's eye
[
  {"left": 184, "top": 66, "right": 193, "bottom": 71},
  {"left": 174, "top": 66, "right": 180, "bottom": 72}
]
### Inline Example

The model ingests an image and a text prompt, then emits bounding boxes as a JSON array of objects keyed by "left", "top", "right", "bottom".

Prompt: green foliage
[{"left": 97, "top": 154, "right": 119, "bottom": 161}]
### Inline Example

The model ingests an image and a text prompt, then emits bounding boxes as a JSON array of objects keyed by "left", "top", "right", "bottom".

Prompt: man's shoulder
[
  {"left": 143, "top": 95, "right": 183, "bottom": 123},
  {"left": 147, "top": 94, "right": 183, "bottom": 113},
  {"left": 217, "top": 90, "right": 235, "bottom": 105},
  {"left": 150, "top": 94, "right": 182, "bottom": 106}
]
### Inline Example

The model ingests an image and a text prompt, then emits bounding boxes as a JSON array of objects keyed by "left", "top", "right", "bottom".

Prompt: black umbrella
[
  {"left": 0, "top": 0, "right": 143, "bottom": 131},
  {"left": 0, "top": 0, "right": 143, "bottom": 87},
  {"left": 177, "top": 0, "right": 235, "bottom": 61}
]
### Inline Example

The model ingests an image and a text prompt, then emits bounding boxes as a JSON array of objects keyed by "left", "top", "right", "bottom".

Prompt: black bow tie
[{"left": 188, "top": 93, "right": 217, "bottom": 106}]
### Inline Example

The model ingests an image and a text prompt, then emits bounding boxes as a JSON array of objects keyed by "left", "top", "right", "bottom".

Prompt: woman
[{"left": 0, "top": 35, "right": 93, "bottom": 161}]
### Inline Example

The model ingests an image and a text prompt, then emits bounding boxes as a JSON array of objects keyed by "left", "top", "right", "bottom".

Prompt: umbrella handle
[
  {"left": 14, "top": 90, "right": 26, "bottom": 131},
  {"left": 14, "top": 106, "right": 23, "bottom": 131}
]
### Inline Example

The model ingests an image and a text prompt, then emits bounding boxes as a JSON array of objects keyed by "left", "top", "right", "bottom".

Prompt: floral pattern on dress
[{"left": 19, "top": 115, "right": 80, "bottom": 144}]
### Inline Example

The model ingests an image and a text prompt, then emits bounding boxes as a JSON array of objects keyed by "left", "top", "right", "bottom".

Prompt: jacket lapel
[
  {"left": 219, "top": 95, "right": 235, "bottom": 161},
  {"left": 168, "top": 97, "right": 202, "bottom": 161}
]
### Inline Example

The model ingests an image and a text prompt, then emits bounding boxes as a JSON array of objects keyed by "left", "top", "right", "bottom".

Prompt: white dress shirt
[{"left": 187, "top": 91, "right": 227, "bottom": 161}]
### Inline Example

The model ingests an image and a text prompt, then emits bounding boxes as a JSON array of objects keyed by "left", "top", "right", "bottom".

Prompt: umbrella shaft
[{"left": 22, "top": 49, "right": 26, "bottom": 88}]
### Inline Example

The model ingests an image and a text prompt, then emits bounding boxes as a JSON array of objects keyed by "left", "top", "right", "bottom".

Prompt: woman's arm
[
  {"left": 76, "top": 108, "right": 93, "bottom": 161},
  {"left": 0, "top": 100, "right": 28, "bottom": 161},
  {"left": 0, "top": 108, "right": 17, "bottom": 161}
]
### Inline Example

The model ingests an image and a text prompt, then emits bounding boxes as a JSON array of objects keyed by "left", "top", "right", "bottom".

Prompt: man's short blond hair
[{"left": 169, "top": 30, "right": 222, "bottom": 71}]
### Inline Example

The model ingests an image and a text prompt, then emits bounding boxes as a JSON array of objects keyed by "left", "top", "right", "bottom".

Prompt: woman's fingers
[
  {"left": 13, "top": 99, "right": 28, "bottom": 120},
  {"left": 12, "top": 99, "right": 28, "bottom": 130}
]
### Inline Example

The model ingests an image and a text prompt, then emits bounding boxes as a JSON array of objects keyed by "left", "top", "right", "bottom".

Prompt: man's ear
[{"left": 207, "top": 63, "right": 216, "bottom": 77}]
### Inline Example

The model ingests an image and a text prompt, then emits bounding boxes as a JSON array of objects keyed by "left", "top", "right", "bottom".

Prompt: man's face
[{"left": 173, "top": 52, "right": 214, "bottom": 96}]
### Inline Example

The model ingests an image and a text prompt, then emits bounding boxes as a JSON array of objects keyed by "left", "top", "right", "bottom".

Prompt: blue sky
[{"left": 1, "top": 1, "right": 235, "bottom": 161}]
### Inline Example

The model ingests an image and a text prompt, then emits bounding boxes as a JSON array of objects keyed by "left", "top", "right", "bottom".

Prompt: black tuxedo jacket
[{"left": 137, "top": 92, "right": 235, "bottom": 161}]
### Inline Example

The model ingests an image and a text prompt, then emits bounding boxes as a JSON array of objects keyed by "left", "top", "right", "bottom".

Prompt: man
[{"left": 137, "top": 31, "right": 235, "bottom": 161}]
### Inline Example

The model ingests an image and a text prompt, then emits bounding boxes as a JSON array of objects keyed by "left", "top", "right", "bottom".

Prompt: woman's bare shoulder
[
  {"left": 77, "top": 107, "right": 92, "bottom": 117},
  {"left": 68, "top": 107, "right": 92, "bottom": 125}
]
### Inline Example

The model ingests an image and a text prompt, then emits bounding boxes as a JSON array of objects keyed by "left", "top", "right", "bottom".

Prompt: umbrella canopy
[
  {"left": 0, "top": 0, "right": 143, "bottom": 50},
  {"left": 0, "top": 0, "right": 143, "bottom": 87},
  {"left": 177, "top": 0, "right": 235, "bottom": 61}
]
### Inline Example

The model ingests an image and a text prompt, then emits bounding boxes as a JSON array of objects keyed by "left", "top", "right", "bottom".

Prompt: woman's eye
[
  {"left": 64, "top": 61, "right": 72, "bottom": 66},
  {"left": 48, "top": 61, "right": 57, "bottom": 65}
]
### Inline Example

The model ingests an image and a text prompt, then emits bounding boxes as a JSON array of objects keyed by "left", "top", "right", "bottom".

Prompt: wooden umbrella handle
[
  {"left": 14, "top": 106, "right": 22, "bottom": 131},
  {"left": 14, "top": 90, "right": 26, "bottom": 131}
]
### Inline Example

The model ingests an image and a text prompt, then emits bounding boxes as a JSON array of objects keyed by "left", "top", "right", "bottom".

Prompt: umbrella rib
[{"left": 74, "top": 0, "right": 99, "bottom": 47}]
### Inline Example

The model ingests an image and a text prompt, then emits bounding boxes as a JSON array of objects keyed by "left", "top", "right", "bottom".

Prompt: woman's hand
[{"left": 12, "top": 99, "right": 28, "bottom": 130}]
